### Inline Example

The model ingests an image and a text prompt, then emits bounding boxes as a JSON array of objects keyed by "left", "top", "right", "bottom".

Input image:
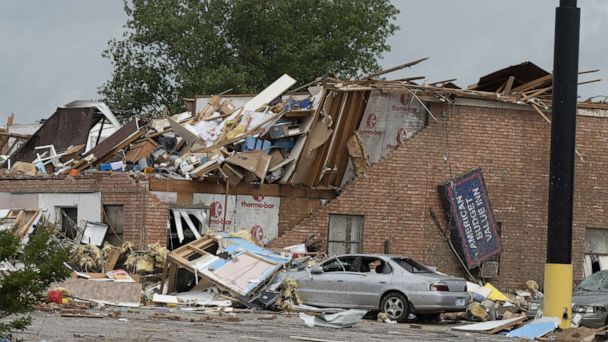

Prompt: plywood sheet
[
  {"left": 85, "top": 119, "right": 141, "bottom": 161},
  {"left": 54, "top": 278, "right": 141, "bottom": 306},
  {"left": 452, "top": 316, "right": 525, "bottom": 332},
  {"left": 225, "top": 151, "right": 271, "bottom": 180},
  {"left": 244, "top": 74, "right": 296, "bottom": 111},
  {"left": 307, "top": 123, "right": 333, "bottom": 151},
  {"left": 124, "top": 140, "right": 157, "bottom": 162},
  {"left": 209, "top": 252, "right": 278, "bottom": 295},
  {"left": 167, "top": 116, "right": 202, "bottom": 144}
]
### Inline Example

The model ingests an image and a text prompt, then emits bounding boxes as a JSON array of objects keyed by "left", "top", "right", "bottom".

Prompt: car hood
[{"left": 572, "top": 291, "right": 608, "bottom": 306}]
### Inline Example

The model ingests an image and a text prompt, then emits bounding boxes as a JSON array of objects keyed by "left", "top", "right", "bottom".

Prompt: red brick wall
[
  {"left": 269, "top": 101, "right": 608, "bottom": 290},
  {"left": 0, "top": 173, "right": 169, "bottom": 247},
  {"left": 278, "top": 197, "right": 322, "bottom": 236}
]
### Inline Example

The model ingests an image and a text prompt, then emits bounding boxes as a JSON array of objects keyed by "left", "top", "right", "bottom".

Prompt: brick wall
[
  {"left": 0, "top": 173, "right": 169, "bottom": 247},
  {"left": 269, "top": 101, "right": 608, "bottom": 290},
  {"left": 278, "top": 197, "right": 322, "bottom": 236}
]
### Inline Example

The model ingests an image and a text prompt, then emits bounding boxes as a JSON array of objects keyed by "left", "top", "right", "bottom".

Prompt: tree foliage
[
  {"left": 0, "top": 225, "right": 70, "bottom": 340},
  {"left": 100, "top": 0, "right": 399, "bottom": 118}
]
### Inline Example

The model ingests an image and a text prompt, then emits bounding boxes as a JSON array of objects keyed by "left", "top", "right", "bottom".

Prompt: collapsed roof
[{"left": 2, "top": 60, "right": 604, "bottom": 190}]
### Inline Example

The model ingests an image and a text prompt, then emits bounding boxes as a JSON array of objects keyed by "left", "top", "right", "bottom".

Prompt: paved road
[{"left": 9, "top": 308, "right": 519, "bottom": 342}]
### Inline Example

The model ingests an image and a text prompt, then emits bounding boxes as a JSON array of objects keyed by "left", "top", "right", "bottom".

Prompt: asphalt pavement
[{"left": 8, "top": 308, "right": 519, "bottom": 342}]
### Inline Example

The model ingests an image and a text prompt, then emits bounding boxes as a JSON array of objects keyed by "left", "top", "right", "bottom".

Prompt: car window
[
  {"left": 338, "top": 256, "right": 357, "bottom": 272},
  {"left": 322, "top": 258, "right": 345, "bottom": 272},
  {"left": 360, "top": 257, "right": 392, "bottom": 274},
  {"left": 392, "top": 257, "right": 432, "bottom": 273},
  {"left": 576, "top": 270, "right": 608, "bottom": 292}
]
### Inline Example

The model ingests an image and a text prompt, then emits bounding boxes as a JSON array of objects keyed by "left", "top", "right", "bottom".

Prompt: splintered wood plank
[
  {"left": 244, "top": 74, "right": 296, "bottom": 111},
  {"left": 85, "top": 119, "right": 142, "bottom": 163},
  {"left": 186, "top": 244, "right": 209, "bottom": 256},
  {"left": 363, "top": 57, "right": 429, "bottom": 80},
  {"left": 305, "top": 92, "right": 345, "bottom": 187},
  {"left": 103, "top": 247, "right": 121, "bottom": 272},
  {"left": 167, "top": 262, "right": 178, "bottom": 294},
  {"left": 502, "top": 76, "right": 515, "bottom": 95},
  {"left": 522, "top": 86, "right": 552, "bottom": 102},
  {"left": 452, "top": 316, "right": 526, "bottom": 333},
  {"left": 511, "top": 74, "right": 552, "bottom": 93}
]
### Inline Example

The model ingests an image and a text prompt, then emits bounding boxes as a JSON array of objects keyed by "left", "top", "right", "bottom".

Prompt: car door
[
  {"left": 297, "top": 257, "right": 348, "bottom": 307},
  {"left": 344, "top": 257, "right": 393, "bottom": 308}
]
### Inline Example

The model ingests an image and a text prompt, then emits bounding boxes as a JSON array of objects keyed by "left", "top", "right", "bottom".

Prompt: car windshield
[
  {"left": 576, "top": 271, "right": 608, "bottom": 292},
  {"left": 392, "top": 257, "right": 432, "bottom": 273}
]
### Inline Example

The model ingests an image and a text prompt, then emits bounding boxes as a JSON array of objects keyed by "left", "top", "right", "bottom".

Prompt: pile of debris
[
  {"left": 446, "top": 279, "right": 608, "bottom": 341},
  {"left": 35, "top": 229, "right": 368, "bottom": 329},
  {"left": 2, "top": 60, "right": 603, "bottom": 190},
  {"left": 1, "top": 75, "right": 327, "bottom": 186},
  {"left": 158, "top": 232, "right": 291, "bottom": 308},
  {"left": 5, "top": 214, "right": 607, "bottom": 338}
]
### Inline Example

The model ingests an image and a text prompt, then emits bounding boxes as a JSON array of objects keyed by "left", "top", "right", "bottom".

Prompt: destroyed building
[{"left": 2, "top": 61, "right": 608, "bottom": 290}]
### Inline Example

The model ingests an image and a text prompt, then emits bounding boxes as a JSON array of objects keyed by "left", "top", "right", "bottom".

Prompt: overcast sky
[{"left": 1, "top": 0, "right": 606, "bottom": 124}]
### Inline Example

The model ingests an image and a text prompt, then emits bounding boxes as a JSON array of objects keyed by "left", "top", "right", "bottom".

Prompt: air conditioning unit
[{"left": 480, "top": 261, "right": 499, "bottom": 278}]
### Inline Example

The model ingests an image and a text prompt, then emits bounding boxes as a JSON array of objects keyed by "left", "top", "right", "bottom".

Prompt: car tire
[{"left": 380, "top": 292, "right": 410, "bottom": 323}]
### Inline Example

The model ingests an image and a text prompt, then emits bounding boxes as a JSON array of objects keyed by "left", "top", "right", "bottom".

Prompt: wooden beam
[
  {"left": 148, "top": 178, "right": 336, "bottom": 200},
  {"left": 511, "top": 74, "right": 553, "bottom": 93},
  {"left": 388, "top": 76, "right": 426, "bottom": 82},
  {"left": 307, "top": 93, "right": 346, "bottom": 187},
  {"left": 428, "top": 78, "right": 457, "bottom": 86},
  {"left": 576, "top": 102, "right": 608, "bottom": 110},
  {"left": 530, "top": 104, "right": 583, "bottom": 160},
  {"left": 186, "top": 244, "right": 209, "bottom": 256},
  {"left": 578, "top": 78, "right": 602, "bottom": 86},
  {"left": 0, "top": 132, "right": 31, "bottom": 139},
  {"left": 509, "top": 71, "right": 600, "bottom": 94},
  {"left": 495, "top": 81, "right": 506, "bottom": 94},
  {"left": 530, "top": 104, "right": 552, "bottom": 124},
  {"left": 5, "top": 138, "right": 20, "bottom": 155},
  {"left": 502, "top": 76, "right": 516, "bottom": 95},
  {"left": 578, "top": 69, "right": 600, "bottom": 75},
  {"left": 362, "top": 57, "right": 429, "bottom": 80},
  {"left": 521, "top": 86, "right": 553, "bottom": 102}
]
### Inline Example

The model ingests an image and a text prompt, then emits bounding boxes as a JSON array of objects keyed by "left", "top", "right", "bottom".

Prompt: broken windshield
[{"left": 576, "top": 270, "right": 608, "bottom": 292}]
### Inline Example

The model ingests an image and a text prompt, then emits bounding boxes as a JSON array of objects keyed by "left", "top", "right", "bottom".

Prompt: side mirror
[{"left": 310, "top": 266, "right": 323, "bottom": 274}]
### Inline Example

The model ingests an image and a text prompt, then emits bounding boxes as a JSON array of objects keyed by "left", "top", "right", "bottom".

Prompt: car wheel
[{"left": 381, "top": 292, "right": 410, "bottom": 323}]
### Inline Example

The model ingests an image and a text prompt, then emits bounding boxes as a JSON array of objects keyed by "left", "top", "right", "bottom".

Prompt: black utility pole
[{"left": 544, "top": 0, "right": 580, "bottom": 329}]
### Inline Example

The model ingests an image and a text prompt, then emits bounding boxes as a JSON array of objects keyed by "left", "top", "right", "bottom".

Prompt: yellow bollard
[{"left": 543, "top": 263, "right": 573, "bottom": 329}]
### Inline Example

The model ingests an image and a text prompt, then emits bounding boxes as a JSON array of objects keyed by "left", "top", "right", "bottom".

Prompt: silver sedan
[{"left": 285, "top": 254, "right": 470, "bottom": 322}]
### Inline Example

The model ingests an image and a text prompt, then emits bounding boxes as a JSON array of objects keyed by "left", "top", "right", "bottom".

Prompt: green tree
[
  {"left": 0, "top": 225, "right": 70, "bottom": 340},
  {"left": 100, "top": 0, "right": 399, "bottom": 118}
]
